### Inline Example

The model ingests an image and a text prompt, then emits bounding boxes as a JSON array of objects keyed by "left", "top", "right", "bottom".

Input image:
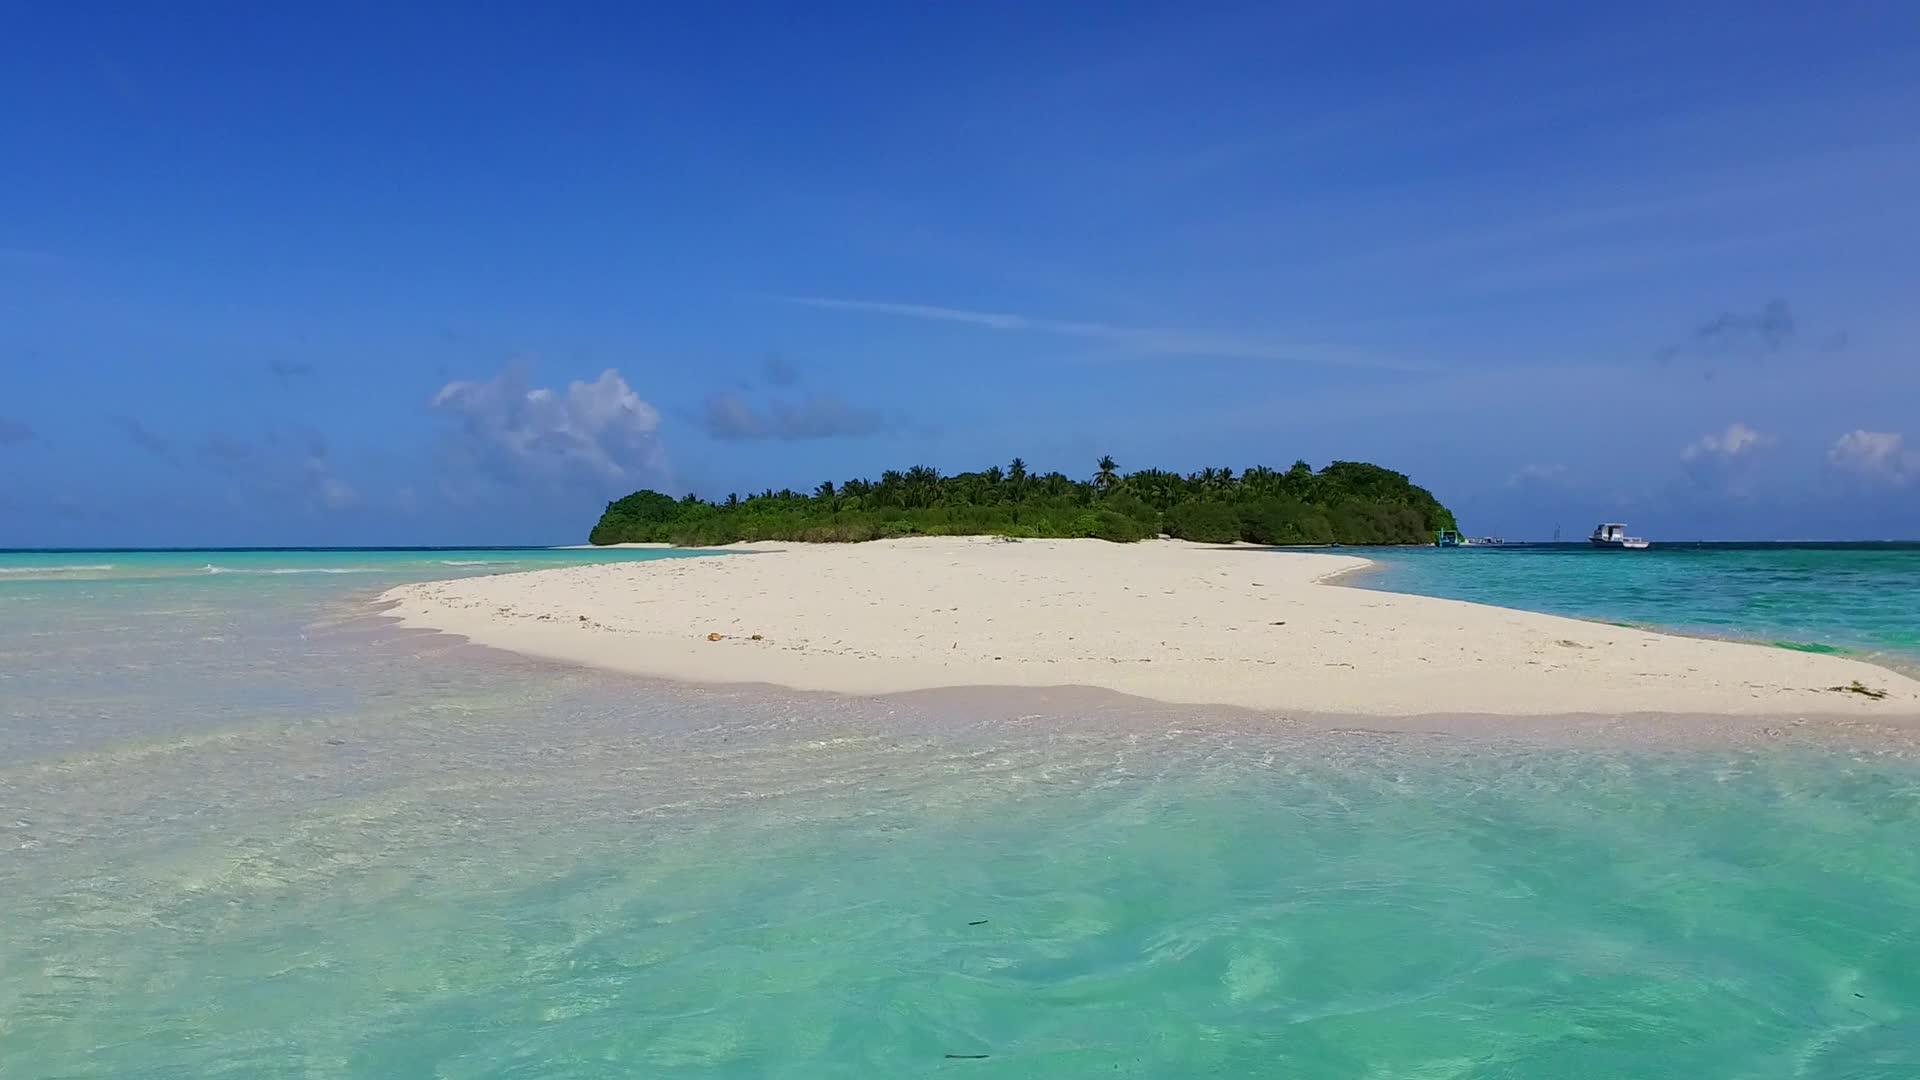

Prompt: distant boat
[
  {"left": 1436, "top": 530, "right": 1506, "bottom": 547},
  {"left": 1590, "top": 522, "right": 1651, "bottom": 549}
]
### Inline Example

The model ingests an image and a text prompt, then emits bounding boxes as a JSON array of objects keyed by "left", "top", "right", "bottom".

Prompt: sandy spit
[{"left": 379, "top": 536, "right": 1920, "bottom": 718}]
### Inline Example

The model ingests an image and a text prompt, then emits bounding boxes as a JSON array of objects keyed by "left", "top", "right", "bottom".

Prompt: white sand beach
[{"left": 380, "top": 537, "right": 1920, "bottom": 717}]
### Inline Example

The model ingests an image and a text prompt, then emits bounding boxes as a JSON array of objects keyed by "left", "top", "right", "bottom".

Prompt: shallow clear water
[
  {"left": 0, "top": 545, "right": 720, "bottom": 583},
  {"left": 1350, "top": 542, "right": 1920, "bottom": 673},
  {"left": 4, "top": 552, "right": 1920, "bottom": 1077}
]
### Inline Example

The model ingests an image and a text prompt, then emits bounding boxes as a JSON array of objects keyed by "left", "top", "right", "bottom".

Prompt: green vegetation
[{"left": 589, "top": 458, "right": 1457, "bottom": 547}]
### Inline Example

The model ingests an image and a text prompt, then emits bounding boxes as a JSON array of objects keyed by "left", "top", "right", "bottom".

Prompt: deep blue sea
[{"left": 4, "top": 546, "right": 1918, "bottom": 1077}]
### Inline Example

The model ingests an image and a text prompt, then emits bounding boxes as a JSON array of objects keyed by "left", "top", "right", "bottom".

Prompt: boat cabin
[{"left": 1590, "top": 522, "right": 1651, "bottom": 548}]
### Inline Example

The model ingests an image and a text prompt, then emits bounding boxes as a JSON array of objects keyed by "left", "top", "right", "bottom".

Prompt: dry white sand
[{"left": 380, "top": 536, "right": 1920, "bottom": 717}]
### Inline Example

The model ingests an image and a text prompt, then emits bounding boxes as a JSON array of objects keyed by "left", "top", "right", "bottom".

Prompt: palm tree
[
  {"left": 1094, "top": 455, "right": 1119, "bottom": 493},
  {"left": 1128, "top": 468, "right": 1181, "bottom": 509},
  {"left": 903, "top": 465, "right": 941, "bottom": 508}
]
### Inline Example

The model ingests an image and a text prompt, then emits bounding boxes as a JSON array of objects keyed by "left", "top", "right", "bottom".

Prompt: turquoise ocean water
[
  {"left": 1350, "top": 541, "right": 1920, "bottom": 674},
  {"left": 4, "top": 547, "right": 1919, "bottom": 1077}
]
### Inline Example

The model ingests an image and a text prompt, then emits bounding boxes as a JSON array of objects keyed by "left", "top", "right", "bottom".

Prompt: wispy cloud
[
  {"left": 773, "top": 295, "right": 1428, "bottom": 372},
  {"left": 1508, "top": 463, "right": 1569, "bottom": 487},
  {"left": 702, "top": 391, "right": 889, "bottom": 442},
  {"left": 1657, "top": 299, "right": 1796, "bottom": 366},
  {"left": 0, "top": 416, "right": 34, "bottom": 447},
  {"left": 760, "top": 354, "right": 801, "bottom": 387},
  {"left": 191, "top": 427, "right": 360, "bottom": 513},
  {"left": 1694, "top": 300, "right": 1795, "bottom": 352},
  {"left": 196, "top": 433, "right": 257, "bottom": 472},
  {"left": 0, "top": 247, "right": 72, "bottom": 267},
  {"left": 111, "top": 415, "right": 175, "bottom": 461},
  {"left": 307, "top": 459, "right": 360, "bottom": 511}
]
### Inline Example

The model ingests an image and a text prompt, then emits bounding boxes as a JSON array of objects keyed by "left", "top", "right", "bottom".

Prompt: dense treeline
[{"left": 589, "top": 458, "right": 1456, "bottom": 547}]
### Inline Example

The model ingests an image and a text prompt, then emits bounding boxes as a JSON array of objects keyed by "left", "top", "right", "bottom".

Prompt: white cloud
[
  {"left": 1508, "top": 462, "right": 1568, "bottom": 487},
  {"left": 1681, "top": 422, "right": 1771, "bottom": 462},
  {"left": 431, "top": 367, "right": 667, "bottom": 489},
  {"left": 1827, "top": 430, "right": 1917, "bottom": 483}
]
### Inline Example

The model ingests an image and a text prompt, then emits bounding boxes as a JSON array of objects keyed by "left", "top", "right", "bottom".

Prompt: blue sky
[{"left": 4, "top": 2, "right": 1919, "bottom": 545}]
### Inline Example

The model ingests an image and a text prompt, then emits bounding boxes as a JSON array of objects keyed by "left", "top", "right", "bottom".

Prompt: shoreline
[
  {"left": 342, "top": 615, "right": 1920, "bottom": 754},
  {"left": 378, "top": 536, "right": 1920, "bottom": 720},
  {"left": 1326, "top": 550, "right": 1920, "bottom": 680}
]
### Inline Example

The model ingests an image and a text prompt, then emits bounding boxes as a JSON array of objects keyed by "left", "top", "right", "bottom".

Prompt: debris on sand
[{"left": 1826, "top": 680, "right": 1888, "bottom": 699}]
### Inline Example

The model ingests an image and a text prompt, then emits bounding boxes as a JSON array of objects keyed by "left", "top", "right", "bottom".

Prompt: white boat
[{"left": 1589, "top": 522, "right": 1650, "bottom": 549}]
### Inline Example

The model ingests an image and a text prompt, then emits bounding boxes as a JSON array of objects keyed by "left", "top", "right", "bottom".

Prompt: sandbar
[{"left": 379, "top": 537, "right": 1920, "bottom": 717}]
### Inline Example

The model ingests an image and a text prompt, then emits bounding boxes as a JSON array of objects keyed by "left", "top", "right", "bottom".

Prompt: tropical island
[{"left": 589, "top": 458, "right": 1459, "bottom": 546}]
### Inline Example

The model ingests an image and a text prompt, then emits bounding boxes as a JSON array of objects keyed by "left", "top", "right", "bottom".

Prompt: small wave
[
  {"left": 439, "top": 559, "right": 516, "bottom": 567},
  {"left": 202, "top": 564, "right": 379, "bottom": 575},
  {"left": 0, "top": 563, "right": 116, "bottom": 574}
]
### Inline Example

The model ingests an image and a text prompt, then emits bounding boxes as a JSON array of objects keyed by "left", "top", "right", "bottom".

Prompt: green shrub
[
  {"left": 1063, "top": 509, "right": 1150, "bottom": 542},
  {"left": 1165, "top": 501, "right": 1241, "bottom": 544},
  {"left": 1238, "top": 498, "right": 1335, "bottom": 545}
]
